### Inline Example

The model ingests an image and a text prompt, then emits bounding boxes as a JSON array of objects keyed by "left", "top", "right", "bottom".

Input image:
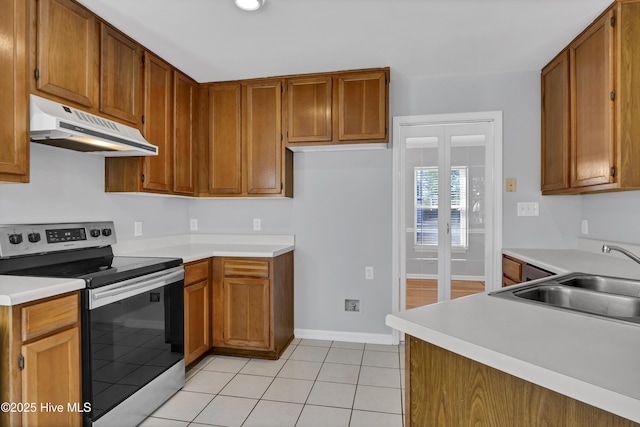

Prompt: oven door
[{"left": 82, "top": 266, "right": 185, "bottom": 426}]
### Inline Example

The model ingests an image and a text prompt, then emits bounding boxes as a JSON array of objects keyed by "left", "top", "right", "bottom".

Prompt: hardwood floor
[{"left": 406, "top": 279, "right": 484, "bottom": 309}]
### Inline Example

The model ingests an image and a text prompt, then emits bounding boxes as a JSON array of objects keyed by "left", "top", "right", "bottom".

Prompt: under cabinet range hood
[{"left": 29, "top": 95, "right": 158, "bottom": 156}]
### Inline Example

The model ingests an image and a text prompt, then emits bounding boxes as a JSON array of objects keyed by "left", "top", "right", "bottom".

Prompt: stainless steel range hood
[{"left": 29, "top": 95, "right": 158, "bottom": 157}]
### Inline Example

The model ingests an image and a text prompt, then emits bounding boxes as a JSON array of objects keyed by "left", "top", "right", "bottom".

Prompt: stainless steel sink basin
[{"left": 490, "top": 273, "right": 640, "bottom": 324}]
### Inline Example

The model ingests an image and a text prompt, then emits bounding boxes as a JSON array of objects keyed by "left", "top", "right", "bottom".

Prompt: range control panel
[{"left": 0, "top": 221, "right": 117, "bottom": 258}]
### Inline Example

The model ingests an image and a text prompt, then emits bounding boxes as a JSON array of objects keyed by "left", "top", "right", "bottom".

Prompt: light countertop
[
  {"left": 0, "top": 233, "right": 295, "bottom": 306},
  {"left": 387, "top": 238, "right": 640, "bottom": 423},
  {"left": 113, "top": 234, "right": 295, "bottom": 262},
  {"left": 0, "top": 276, "right": 85, "bottom": 306}
]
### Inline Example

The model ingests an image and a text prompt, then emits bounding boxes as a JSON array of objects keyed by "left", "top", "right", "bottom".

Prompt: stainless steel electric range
[{"left": 0, "top": 221, "right": 185, "bottom": 427}]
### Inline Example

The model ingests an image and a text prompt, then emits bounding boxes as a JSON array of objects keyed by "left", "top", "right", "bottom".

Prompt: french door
[{"left": 393, "top": 113, "right": 502, "bottom": 316}]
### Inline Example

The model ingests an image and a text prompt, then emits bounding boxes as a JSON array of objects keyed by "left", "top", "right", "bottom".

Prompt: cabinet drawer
[
  {"left": 502, "top": 256, "right": 523, "bottom": 283},
  {"left": 185, "top": 259, "right": 210, "bottom": 285},
  {"left": 223, "top": 259, "right": 269, "bottom": 278},
  {"left": 21, "top": 294, "right": 79, "bottom": 342}
]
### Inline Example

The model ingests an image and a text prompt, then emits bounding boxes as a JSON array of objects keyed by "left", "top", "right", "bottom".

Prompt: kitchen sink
[{"left": 490, "top": 273, "right": 640, "bottom": 324}]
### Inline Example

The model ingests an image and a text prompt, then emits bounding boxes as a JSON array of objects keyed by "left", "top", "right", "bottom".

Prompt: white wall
[
  {"left": 581, "top": 191, "right": 640, "bottom": 244},
  {"left": 0, "top": 143, "right": 190, "bottom": 238},
  {"left": 1, "top": 69, "right": 593, "bottom": 341}
]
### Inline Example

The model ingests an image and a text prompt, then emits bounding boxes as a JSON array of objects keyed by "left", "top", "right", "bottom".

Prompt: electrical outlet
[
  {"left": 190, "top": 219, "right": 198, "bottom": 231},
  {"left": 365, "top": 266, "right": 374, "bottom": 280},
  {"left": 581, "top": 219, "right": 589, "bottom": 235},
  {"left": 345, "top": 299, "right": 360, "bottom": 312},
  {"left": 517, "top": 202, "right": 539, "bottom": 216},
  {"left": 134, "top": 221, "right": 143, "bottom": 237},
  {"left": 253, "top": 218, "right": 261, "bottom": 231}
]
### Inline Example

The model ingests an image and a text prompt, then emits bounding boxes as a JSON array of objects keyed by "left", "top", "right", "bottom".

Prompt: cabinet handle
[{"left": 610, "top": 91, "right": 616, "bottom": 101}]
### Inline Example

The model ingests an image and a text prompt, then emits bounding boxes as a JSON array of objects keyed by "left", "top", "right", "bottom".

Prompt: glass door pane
[
  {"left": 403, "top": 127, "right": 442, "bottom": 309},
  {"left": 449, "top": 125, "right": 488, "bottom": 299}
]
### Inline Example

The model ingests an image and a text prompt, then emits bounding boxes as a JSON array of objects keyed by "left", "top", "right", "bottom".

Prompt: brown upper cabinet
[
  {"left": 32, "top": 0, "right": 98, "bottom": 108},
  {"left": 105, "top": 53, "right": 197, "bottom": 196},
  {"left": 0, "top": 0, "right": 30, "bottom": 183},
  {"left": 99, "top": 23, "right": 141, "bottom": 125},
  {"left": 284, "top": 68, "right": 390, "bottom": 149},
  {"left": 199, "top": 79, "right": 293, "bottom": 197},
  {"left": 173, "top": 70, "right": 198, "bottom": 195},
  {"left": 541, "top": 1, "right": 640, "bottom": 194}
]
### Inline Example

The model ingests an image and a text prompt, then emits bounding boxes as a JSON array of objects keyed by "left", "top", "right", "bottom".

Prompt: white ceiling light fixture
[{"left": 235, "top": 0, "right": 265, "bottom": 11}]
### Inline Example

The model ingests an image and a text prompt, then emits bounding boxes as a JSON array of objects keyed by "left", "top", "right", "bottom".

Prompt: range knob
[
  {"left": 101, "top": 228, "right": 112, "bottom": 237},
  {"left": 28, "top": 232, "right": 41, "bottom": 243},
  {"left": 90, "top": 229, "right": 101, "bottom": 238},
  {"left": 8, "top": 233, "right": 23, "bottom": 245}
]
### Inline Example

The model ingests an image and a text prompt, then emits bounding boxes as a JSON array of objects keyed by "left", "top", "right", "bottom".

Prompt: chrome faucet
[{"left": 602, "top": 244, "right": 640, "bottom": 265}]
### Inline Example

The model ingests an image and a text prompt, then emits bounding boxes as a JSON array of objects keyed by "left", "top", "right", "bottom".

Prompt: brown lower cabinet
[
  {"left": 0, "top": 292, "right": 81, "bottom": 427},
  {"left": 184, "top": 259, "right": 211, "bottom": 366},
  {"left": 212, "top": 252, "right": 294, "bottom": 359},
  {"left": 405, "top": 335, "right": 640, "bottom": 427}
]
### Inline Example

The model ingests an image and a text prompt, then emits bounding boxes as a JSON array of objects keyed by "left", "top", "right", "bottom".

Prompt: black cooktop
[{"left": 0, "top": 246, "right": 182, "bottom": 288}]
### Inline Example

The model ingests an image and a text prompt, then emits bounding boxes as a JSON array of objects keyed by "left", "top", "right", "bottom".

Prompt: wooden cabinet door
[
  {"left": 22, "top": 327, "right": 81, "bottom": 427},
  {"left": 99, "top": 23, "right": 140, "bottom": 124},
  {"left": 243, "top": 80, "right": 283, "bottom": 195},
  {"left": 184, "top": 280, "right": 210, "bottom": 365},
  {"left": 173, "top": 71, "right": 197, "bottom": 195},
  {"left": 541, "top": 51, "right": 571, "bottom": 193},
  {"left": 0, "top": 0, "right": 29, "bottom": 183},
  {"left": 142, "top": 51, "right": 173, "bottom": 193},
  {"left": 223, "top": 277, "right": 270, "bottom": 349},
  {"left": 570, "top": 12, "right": 615, "bottom": 189},
  {"left": 206, "top": 83, "right": 242, "bottom": 195},
  {"left": 286, "top": 76, "right": 332, "bottom": 143},
  {"left": 336, "top": 71, "right": 387, "bottom": 141},
  {"left": 35, "top": 0, "right": 97, "bottom": 107}
]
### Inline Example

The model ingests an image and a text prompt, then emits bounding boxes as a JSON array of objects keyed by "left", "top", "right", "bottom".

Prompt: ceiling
[{"left": 76, "top": 0, "right": 613, "bottom": 83}]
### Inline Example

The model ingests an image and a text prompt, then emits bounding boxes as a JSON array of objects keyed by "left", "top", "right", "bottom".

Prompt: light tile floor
[{"left": 139, "top": 339, "right": 405, "bottom": 427}]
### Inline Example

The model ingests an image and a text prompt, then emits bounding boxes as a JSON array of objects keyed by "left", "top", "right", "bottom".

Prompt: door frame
[{"left": 390, "top": 111, "right": 503, "bottom": 345}]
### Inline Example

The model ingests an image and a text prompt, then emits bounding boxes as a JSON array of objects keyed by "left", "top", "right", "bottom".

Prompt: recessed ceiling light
[{"left": 235, "top": 0, "right": 265, "bottom": 11}]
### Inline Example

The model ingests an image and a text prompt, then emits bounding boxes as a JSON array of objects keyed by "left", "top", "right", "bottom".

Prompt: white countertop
[
  {"left": 113, "top": 234, "right": 295, "bottom": 262},
  {"left": 0, "top": 276, "right": 85, "bottom": 306},
  {"left": 387, "top": 238, "right": 640, "bottom": 422},
  {"left": 0, "top": 233, "right": 295, "bottom": 306}
]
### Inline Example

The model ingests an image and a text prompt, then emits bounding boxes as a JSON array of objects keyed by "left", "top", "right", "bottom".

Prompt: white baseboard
[{"left": 294, "top": 328, "right": 396, "bottom": 345}]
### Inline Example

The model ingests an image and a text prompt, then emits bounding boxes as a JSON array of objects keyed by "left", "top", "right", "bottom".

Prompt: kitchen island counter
[{"left": 386, "top": 290, "right": 640, "bottom": 423}]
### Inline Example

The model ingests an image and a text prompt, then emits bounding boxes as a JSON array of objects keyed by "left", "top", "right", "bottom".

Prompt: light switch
[
  {"left": 506, "top": 178, "right": 517, "bottom": 192},
  {"left": 517, "top": 202, "right": 539, "bottom": 216}
]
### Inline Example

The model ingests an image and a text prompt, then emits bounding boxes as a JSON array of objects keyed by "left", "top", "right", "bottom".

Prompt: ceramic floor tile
[
  {"left": 290, "top": 345, "right": 330, "bottom": 362},
  {"left": 365, "top": 343, "right": 400, "bottom": 353},
  {"left": 331, "top": 341, "right": 365, "bottom": 350},
  {"left": 324, "top": 348, "right": 363, "bottom": 365},
  {"left": 202, "top": 355, "right": 249, "bottom": 373},
  {"left": 277, "top": 359, "right": 323, "bottom": 380},
  {"left": 149, "top": 390, "right": 213, "bottom": 422},
  {"left": 349, "top": 410, "right": 404, "bottom": 427},
  {"left": 295, "top": 404, "right": 351, "bottom": 427},
  {"left": 262, "top": 377, "right": 314, "bottom": 403},
  {"left": 280, "top": 342, "right": 297, "bottom": 359},
  {"left": 299, "top": 338, "right": 333, "bottom": 347},
  {"left": 189, "top": 355, "right": 216, "bottom": 371},
  {"left": 358, "top": 366, "right": 401, "bottom": 388},
  {"left": 240, "top": 357, "right": 286, "bottom": 377},
  {"left": 291, "top": 338, "right": 302, "bottom": 345},
  {"left": 219, "top": 374, "right": 273, "bottom": 399},
  {"left": 242, "top": 400, "right": 303, "bottom": 427},
  {"left": 137, "top": 416, "right": 190, "bottom": 427},
  {"left": 362, "top": 350, "right": 400, "bottom": 369},
  {"left": 353, "top": 385, "right": 402, "bottom": 414},
  {"left": 306, "top": 381, "right": 356, "bottom": 409},
  {"left": 192, "top": 395, "right": 258, "bottom": 427},
  {"left": 181, "top": 370, "right": 235, "bottom": 394},
  {"left": 316, "top": 363, "right": 360, "bottom": 384}
]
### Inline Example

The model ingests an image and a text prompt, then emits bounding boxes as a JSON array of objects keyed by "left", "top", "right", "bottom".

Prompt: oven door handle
[{"left": 90, "top": 267, "right": 183, "bottom": 308}]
